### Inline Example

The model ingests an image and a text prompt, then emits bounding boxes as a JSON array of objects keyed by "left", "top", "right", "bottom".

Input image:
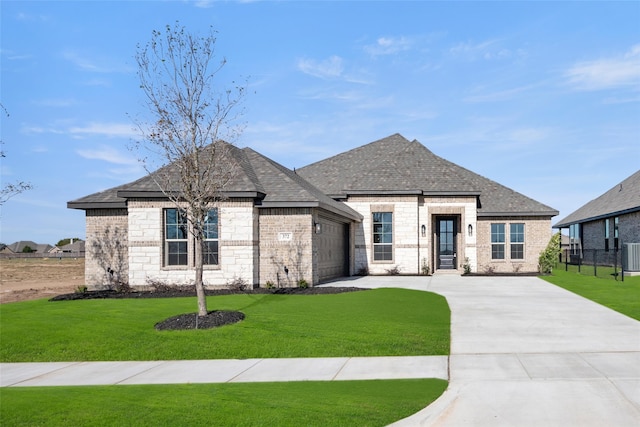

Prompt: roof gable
[
  {"left": 297, "top": 134, "right": 557, "bottom": 216},
  {"left": 68, "top": 142, "right": 362, "bottom": 221},
  {"left": 554, "top": 170, "right": 640, "bottom": 227}
]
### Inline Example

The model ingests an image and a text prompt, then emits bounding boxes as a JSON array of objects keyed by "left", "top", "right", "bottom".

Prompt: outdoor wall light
[
  {"left": 421, "top": 224, "right": 426, "bottom": 237},
  {"left": 315, "top": 222, "right": 322, "bottom": 234},
  {"left": 468, "top": 224, "right": 473, "bottom": 237}
]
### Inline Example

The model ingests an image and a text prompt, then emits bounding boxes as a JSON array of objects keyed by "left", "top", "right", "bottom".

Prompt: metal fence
[{"left": 560, "top": 248, "right": 624, "bottom": 281}]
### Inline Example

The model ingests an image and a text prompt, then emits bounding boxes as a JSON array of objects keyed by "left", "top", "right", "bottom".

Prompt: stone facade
[
  {"left": 476, "top": 216, "right": 552, "bottom": 273},
  {"left": 346, "top": 195, "right": 481, "bottom": 275},
  {"left": 124, "top": 199, "right": 257, "bottom": 288},
  {"left": 83, "top": 199, "right": 554, "bottom": 288}
]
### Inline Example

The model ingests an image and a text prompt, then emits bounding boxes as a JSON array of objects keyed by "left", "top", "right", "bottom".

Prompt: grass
[
  {"left": 562, "top": 263, "right": 627, "bottom": 281},
  {"left": 0, "top": 288, "right": 450, "bottom": 362},
  {"left": 541, "top": 268, "right": 640, "bottom": 320},
  {"left": 0, "top": 379, "right": 447, "bottom": 426}
]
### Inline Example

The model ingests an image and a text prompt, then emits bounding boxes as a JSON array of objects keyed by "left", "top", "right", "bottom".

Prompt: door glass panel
[{"left": 437, "top": 218, "right": 456, "bottom": 269}]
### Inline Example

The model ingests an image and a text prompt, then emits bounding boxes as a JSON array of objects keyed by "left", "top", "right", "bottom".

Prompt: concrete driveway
[{"left": 349, "top": 275, "right": 640, "bottom": 427}]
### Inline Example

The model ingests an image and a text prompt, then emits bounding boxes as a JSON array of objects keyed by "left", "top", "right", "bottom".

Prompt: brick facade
[
  {"left": 580, "top": 211, "right": 640, "bottom": 250},
  {"left": 476, "top": 216, "right": 552, "bottom": 273},
  {"left": 83, "top": 200, "right": 553, "bottom": 287},
  {"left": 258, "top": 208, "right": 314, "bottom": 287},
  {"left": 85, "top": 208, "right": 129, "bottom": 289}
]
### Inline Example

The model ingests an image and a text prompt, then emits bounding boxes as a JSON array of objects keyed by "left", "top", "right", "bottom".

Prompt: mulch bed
[
  {"left": 50, "top": 286, "right": 368, "bottom": 331},
  {"left": 155, "top": 310, "right": 247, "bottom": 331}
]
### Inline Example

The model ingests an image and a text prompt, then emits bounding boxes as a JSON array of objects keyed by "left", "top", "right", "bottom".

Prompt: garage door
[{"left": 317, "top": 217, "right": 348, "bottom": 282}]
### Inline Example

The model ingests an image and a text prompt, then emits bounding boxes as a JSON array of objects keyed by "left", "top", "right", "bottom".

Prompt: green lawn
[
  {"left": 0, "top": 288, "right": 450, "bottom": 362},
  {"left": 1, "top": 379, "right": 447, "bottom": 426},
  {"left": 541, "top": 269, "right": 640, "bottom": 320},
  {"left": 1, "top": 288, "right": 450, "bottom": 426}
]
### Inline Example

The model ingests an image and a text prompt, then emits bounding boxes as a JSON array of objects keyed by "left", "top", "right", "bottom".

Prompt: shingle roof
[
  {"left": 242, "top": 148, "right": 361, "bottom": 220},
  {"left": 554, "top": 170, "right": 640, "bottom": 228},
  {"left": 297, "top": 134, "right": 558, "bottom": 217},
  {"left": 4, "top": 241, "right": 53, "bottom": 253},
  {"left": 68, "top": 143, "right": 362, "bottom": 221}
]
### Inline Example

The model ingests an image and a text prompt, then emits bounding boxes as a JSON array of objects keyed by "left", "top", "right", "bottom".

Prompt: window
[
  {"left": 614, "top": 217, "right": 619, "bottom": 250},
  {"left": 165, "top": 208, "right": 188, "bottom": 266},
  {"left": 604, "top": 219, "right": 610, "bottom": 252},
  {"left": 510, "top": 223, "right": 524, "bottom": 259},
  {"left": 203, "top": 209, "right": 219, "bottom": 265},
  {"left": 491, "top": 223, "right": 505, "bottom": 259},
  {"left": 569, "top": 223, "right": 581, "bottom": 255},
  {"left": 372, "top": 212, "right": 393, "bottom": 261}
]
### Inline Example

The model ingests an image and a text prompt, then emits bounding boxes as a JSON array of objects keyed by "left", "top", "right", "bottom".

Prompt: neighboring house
[
  {"left": 60, "top": 240, "right": 86, "bottom": 256},
  {"left": 1, "top": 241, "right": 54, "bottom": 254},
  {"left": 68, "top": 134, "right": 558, "bottom": 289},
  {"left": 554, "top": 170, "right": 640, "bottom": 254}
]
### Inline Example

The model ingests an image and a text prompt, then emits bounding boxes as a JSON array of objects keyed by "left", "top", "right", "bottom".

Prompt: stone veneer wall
[
  {"left": 476, "top": 216, "right": 552, "bottom": 273},
  {"left": 423, "top": 196, "right": 477, "bottom": 273},
  {"left": 85, "top": 208, "right": 129, "bottom": 289},
  {"left": 126, "top": 198, "right": 257, "bottom": 288},
  {"left": 258, "top": 208, "right": 314, "bottom": 287},
  {"left": 347, "top": 195, "right": 421, "bottom": 275},
  {"left": 346, "top": 195, "right": 478, "bottom": 275}
]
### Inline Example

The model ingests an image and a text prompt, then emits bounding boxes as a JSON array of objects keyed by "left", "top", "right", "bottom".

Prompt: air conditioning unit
[{"left": 622, "top": 243, "right": 640, "bottom": 272}]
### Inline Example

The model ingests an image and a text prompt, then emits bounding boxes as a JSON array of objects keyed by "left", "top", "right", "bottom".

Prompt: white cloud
[
  {"left": 464, "top": 83, "right": 543, "bottom": 103},
  {"left": 76, "top": 146, "right": 138, "bottom": 165},
  {"left": 449, "top": 39, "right": 521, "bottom": 61},
  {"left": 32, "top": 98, "right": 77, "bottom": 107},
  {"left": 297, "top": 55, "right": 344, "bottom": 79},
  {"left": 0, "top": 48, "right": 33, "bottom": 61},
  {"left": 62, "top": 50, "right": 132, "bottom": 74},
  {"left": 69, "top": 122, "right": 137, "bottom": 138},
  {"left": 364, "top": 36, "right": 413, "bottom": 56},
  {"left": 565, "top": 44, "right": 640, "bottom": 91},
  {"left": 21, "top": 121, "right": 137, "bottom": 139}
]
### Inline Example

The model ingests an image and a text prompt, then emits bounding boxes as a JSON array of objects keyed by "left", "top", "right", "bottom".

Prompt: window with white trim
[{"left": 372, "top": 212, "right": 393, "bottom": 261}]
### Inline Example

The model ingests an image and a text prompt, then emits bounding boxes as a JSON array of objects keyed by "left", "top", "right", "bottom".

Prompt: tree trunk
[{"left": 194, "top": 234, "right": 208, "bottom": 316}]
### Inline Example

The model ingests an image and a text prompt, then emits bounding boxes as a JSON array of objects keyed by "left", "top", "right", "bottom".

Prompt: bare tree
[
  {"left": 1, "top": 104, "right": 33, "bottom": 205},
  {"left": 133, "top": 23, "right": 246, "bottom": 316}
]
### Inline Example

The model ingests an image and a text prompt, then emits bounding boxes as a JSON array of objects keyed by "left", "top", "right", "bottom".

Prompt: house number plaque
[{"left": 278, "top": 232, "right": 293, "bottom": 241}]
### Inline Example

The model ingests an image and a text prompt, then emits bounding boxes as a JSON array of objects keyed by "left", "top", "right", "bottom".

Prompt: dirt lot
[{"left": 0, "top": 258, "right": 84, "bottom": 304}]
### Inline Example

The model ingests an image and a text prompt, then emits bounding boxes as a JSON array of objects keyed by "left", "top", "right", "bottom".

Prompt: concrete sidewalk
[{"left": 0, "top": 356, "right": 447, "bottom": 387}]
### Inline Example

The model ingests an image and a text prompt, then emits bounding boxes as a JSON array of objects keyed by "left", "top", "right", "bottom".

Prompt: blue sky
[{"left": 1, "top": 1, "right": 639, "bottom": 245}]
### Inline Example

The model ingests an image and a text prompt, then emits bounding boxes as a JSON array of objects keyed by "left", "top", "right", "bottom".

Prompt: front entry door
[{"left": 437, "top": 218, "right": 456, "bottom": 269}]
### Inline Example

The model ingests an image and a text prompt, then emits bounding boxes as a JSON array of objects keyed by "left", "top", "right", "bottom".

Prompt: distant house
[
  {"left": 1, "top": 241, "right": 54, "bottom": 254},
  {"left": 59, "top": 240, "right": 86, "bottom": 256},
  {"left": 554, "top": 170, "right": 640, "bottom": 252},
  {"left": 68, "top": 134, "right": 558, "bottom": 289}
]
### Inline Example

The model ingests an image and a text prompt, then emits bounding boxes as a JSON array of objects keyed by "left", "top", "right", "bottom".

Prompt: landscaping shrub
[{"left": 538, "top": 232, "right": 561, "bottom": 274}]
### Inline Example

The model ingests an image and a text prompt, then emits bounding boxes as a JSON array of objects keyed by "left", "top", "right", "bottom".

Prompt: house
[
  {"left": 59, "top": 239, "right": 86, "bottom": 256},
  {"left": 68, "top": 134, "right": 558, "bottom": 289},
  {"left": 0, "top": 241, "right": 54, "bottom": 254},
  {"left": 554, "top": 170, "right": 640, "bottom": 256}
]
